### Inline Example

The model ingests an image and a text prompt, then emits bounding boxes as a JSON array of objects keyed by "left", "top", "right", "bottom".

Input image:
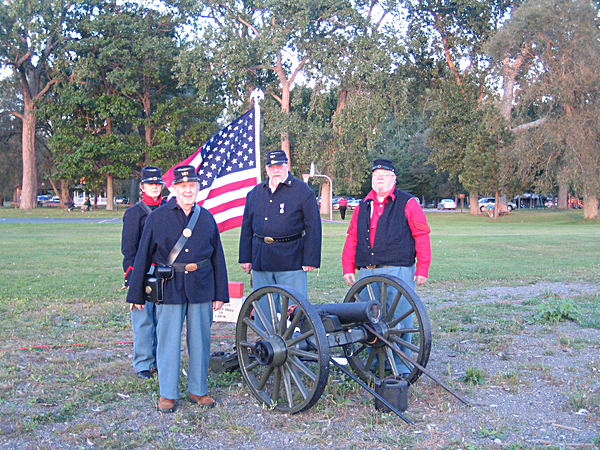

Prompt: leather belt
[
  {"left": 172, "top": 259, "right": 210, "bottom": 272},
  {"left": 254, "top": 230, "right": 305, "bottom": 244},
  {"left": 362, "top": 265, "right": 394, "bottom": 270}
]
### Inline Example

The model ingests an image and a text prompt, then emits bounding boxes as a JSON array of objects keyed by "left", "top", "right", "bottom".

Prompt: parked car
[
  {"left": 478, "top": 197, "right": 516, "bottom": 212},
  {"left": 347, "top": 198, "right": 362, "bottom": 209},
  {"left": 437, "top": 198, "right": 457, "bottom": 210}
]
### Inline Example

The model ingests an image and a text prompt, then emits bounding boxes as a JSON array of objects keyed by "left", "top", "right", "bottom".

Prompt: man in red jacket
[{"left": 341, "top": 158, "right": 431, "bottom": 378}]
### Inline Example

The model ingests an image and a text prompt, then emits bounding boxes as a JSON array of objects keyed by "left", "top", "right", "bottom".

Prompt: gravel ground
[{"left": 1, "top": 282, "right": 599, "bottom": 450}]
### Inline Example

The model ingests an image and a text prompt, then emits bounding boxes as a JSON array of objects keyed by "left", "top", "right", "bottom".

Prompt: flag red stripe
[
  {"left": 207, "top": 197, "right": 247, "bottom": 216},
  {"left": 205, "top": 177, "right": 258, "bottom": 200},
  {"left": 217, "top": 216, "right": 243, "bottom": 233}
]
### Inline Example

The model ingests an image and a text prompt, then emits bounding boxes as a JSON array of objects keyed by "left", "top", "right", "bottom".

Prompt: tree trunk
[
  {"left": 129, "top": 178, "right": 139, "bottom": 204},
  {"left": 60, "top": 179, "right": 70, "bottom": 205},
  {"left": 47, "top": 178, "right": 62, "bottom": 206},
  {"left": 280, "top": 77, "right": 292, "bottom": 171},
  {"left": 492, "top": 191, "right": 500, "bottom": 219},
  {"left": 583, "top": 188, "right": 598, "bottom": 220},
  {"left": 469, "top": 191, "right": 480, "bottom": 215},
  {"left": 19, "top": 108, "right": 37, "bottom": 209},
  {"left": 557, "top": 183, "right": 568, "bottom": 209},
  {"left": 106, "top": 174, "right": 114, "bottom": 211},
  {"left": 319, "top": 181, "right": 331, "bottom": 216}
]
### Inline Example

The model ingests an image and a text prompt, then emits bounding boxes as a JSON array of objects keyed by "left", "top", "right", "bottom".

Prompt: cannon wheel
[
  {"left": 235, "top": 285, "right": 330, "bottom": 414},
  {"left": 343, "top": 274, "right": 431, "bottom": 385}
]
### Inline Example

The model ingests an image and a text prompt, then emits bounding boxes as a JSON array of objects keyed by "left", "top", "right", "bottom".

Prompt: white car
[
  {"left": 347, "top": 198, "right": 362, "bottom": 209},
  {"left": 479, "top": 197, "right": 516, "bottom": 212},
  {"left": 437, "top": 199, "right": 457, "bottom": 210}
]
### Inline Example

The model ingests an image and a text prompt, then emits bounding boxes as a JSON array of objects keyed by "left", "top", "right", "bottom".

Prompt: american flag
[{"left": 163, "top": 108, "right": 260, "bottom": 233}]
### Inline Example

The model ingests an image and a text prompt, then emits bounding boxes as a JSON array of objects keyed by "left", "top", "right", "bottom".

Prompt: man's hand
[
  {"left": 130, "top": 303, "right": 144, "bottom": 311},
  {"left": 343, "top": 273, "right": 356, "bottom": 286},
  {"left": 213, "top": 301, "right": 224, "bottom": 311},
  {"left": 302, "top": 266, "right": 316, "bottom": 272},
  {"left": 414, "top": 275, "right": 427, "bottom": 286},
  {"left": 240, "top": 263, "right": 252, "bottom": 274}
]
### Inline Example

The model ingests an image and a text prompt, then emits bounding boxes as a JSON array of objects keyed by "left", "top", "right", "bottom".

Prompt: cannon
[{"left": 234, "top": 274, "right": 436, "bottom": 418}]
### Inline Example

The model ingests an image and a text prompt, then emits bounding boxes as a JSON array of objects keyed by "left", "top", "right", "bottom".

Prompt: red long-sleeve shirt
[{"left": 342, "top": 191, "right": 431, "bottom": 278}]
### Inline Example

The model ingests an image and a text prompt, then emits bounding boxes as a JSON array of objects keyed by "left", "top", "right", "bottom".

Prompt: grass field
[
  {"left": 0, "top": 208, "right": 598, "bottom": 353},
  {"left": 0, "top": 207, "right": 599, "bottom": 449}
]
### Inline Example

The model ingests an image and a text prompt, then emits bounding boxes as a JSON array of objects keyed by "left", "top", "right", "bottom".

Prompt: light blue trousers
[
  {"left": 358, "top": 265, "right": 416, "bottom": 374},
  {"left": 251, "top": 270, "right": 307, "bottom": 331},
  {"left": 130, "top": 301, "right": 157, "bottom": 373},
  {"left": 155, "top": 302, "right": 213, "bottom": 400}
]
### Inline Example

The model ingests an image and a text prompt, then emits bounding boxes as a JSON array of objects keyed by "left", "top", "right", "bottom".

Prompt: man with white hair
[
  {"left": 126, "top": 165, "right": 229, "bottom": 413},
  {"left": 342, "top": 157, "right": 431, "bottom": 378}
]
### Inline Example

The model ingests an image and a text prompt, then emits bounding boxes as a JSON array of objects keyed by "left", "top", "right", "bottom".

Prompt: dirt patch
[{"left": 1, "top": 282, "right": 599, "bottom": 449}]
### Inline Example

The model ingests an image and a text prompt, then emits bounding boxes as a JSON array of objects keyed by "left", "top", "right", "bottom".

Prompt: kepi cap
[
  {"left": 372, "top": 158, "right": 396, "bottom": 174},
  {"left": 172, "top": 165, "right": 200, "bottom": 185},
  {"left": 141, "top": 166, "right": 164, "bottom": 184},
  {"left": 265, "top": 150, "right": 288, "bottom": 166}
]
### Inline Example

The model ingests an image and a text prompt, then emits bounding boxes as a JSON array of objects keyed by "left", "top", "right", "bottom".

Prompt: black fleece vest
[{"left": 355, "top": 189, "right": 416, "bottom": 268}]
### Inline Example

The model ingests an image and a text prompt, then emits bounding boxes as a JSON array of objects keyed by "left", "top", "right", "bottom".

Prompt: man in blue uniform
[
  {"left": 121, "top": 166, "right": 165, "bottom": 379},
  {"left": 239, "top": 150, "right": 322, "bottom": 318},
  {"left": 126, "top": 165, "right": 229, "bottom": 413}
]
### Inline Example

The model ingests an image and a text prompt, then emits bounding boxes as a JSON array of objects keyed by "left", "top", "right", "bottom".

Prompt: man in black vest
[
  {"left": 121, "top": 166, "right": 165, "bottom": 379},
  {"left": 126, "top": 165, "right": 229, "bottom": 413},
  {"left": 341, "top": 158, "right": 431, "bottom": 378}
]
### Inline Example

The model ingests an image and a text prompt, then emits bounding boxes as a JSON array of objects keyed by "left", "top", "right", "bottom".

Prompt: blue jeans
[
  {"left": 155, "top": 302, "right": 213, "bottom": 400},
  {"left": 131, "top": 301, "right": 157, "bottom": 373},
  {"left": 358, "top": 265, "right": 415, "bottom": 374},
  {"left": 251, "top": 270, "right": 307, "bottom": 331}
]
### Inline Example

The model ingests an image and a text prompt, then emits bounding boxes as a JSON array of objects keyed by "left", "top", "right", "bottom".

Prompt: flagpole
[{"left": 250, "top": 89, "right": 264, "bottom": 183}]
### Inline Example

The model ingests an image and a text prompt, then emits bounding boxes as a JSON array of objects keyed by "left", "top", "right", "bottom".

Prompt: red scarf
[{"left": 142, "top": 192, "right": 162, "bottom": 206}]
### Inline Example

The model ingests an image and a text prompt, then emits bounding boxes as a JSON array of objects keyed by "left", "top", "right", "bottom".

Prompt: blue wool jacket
[
  {"left": 239, "top": 172, "right": 322, "bottom": 272},
  {"left": 126, "top": 198, "right": 229, "bottom": 305}
]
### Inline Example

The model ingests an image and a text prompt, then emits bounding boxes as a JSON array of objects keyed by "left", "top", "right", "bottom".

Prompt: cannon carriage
[{"left": 234, "top": 274, "right": 434, "bottom": 417}]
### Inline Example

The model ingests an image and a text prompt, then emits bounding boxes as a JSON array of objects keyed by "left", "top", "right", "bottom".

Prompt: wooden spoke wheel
[
  {"left": 235, "top": 285, "right": 330, "bottom": 414},
  {"left": 342, "top": 275, "right": 431, "bottom": 385}
]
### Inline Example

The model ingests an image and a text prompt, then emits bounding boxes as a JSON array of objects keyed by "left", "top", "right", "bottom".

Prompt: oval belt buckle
[
  {"left": 366, "top": 264, "right": 377, "bottom": 270},
  {"left": 264, "top": 237, "right": 274, "bottom": 244},
  {"left": 185, "top": 263, "right": 198, "bottom": 272}
]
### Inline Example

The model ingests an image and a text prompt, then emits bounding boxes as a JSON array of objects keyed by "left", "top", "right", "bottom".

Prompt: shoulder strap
[
  {"left": 167, "top": 205, "right": 201, "bottom": 265},
  {"left": 137, "top": 201, "right": 152, "bottom": 215}
]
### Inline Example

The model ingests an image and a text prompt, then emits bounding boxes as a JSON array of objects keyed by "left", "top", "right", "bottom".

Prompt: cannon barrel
[{"left": 313, "top": 300, "right": 381, "bottom": 325}]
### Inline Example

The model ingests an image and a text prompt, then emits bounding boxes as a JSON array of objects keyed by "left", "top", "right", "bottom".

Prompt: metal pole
[
  {"left": 364, "top": 324, "right": 471, "bottom": 406},
  {"left": 311, "top": 172, "right": 333, "bottom": 221},
  {"left": 250, "top": 89, "right": 264, "bottom": 184}
]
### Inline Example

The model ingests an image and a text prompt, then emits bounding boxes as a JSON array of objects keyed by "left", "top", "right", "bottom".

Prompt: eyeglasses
[{"left": 372, "top": 172, "right": 395, "bottom": 179}]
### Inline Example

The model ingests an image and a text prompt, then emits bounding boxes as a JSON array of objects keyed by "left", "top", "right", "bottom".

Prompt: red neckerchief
[{"left": 142, "top": 192, "right": 162, "bottom": 206}]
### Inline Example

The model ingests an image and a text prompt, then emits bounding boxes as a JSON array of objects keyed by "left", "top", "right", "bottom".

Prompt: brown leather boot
[
  {"left": 158, "top": 396, "right": 175, "bottom": 413},
  {"left": 188, "top": 393, "right": 216, "bottom": 408}
]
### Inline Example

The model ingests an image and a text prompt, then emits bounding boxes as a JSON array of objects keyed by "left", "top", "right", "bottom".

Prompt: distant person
[
  {"left": 342, "top": 158, "right": 431, "bottom": 378},
  {"left": 126, "top": 165, "right": 228, "bottom": 413},
  {"left": 121, "top": 166, "right": 165, "bottom": 379},
  {"left": 338, "top": 196, "right": 348, "bottom": 220},
  {"left": 65, "top": 197, "right": 74, "bottom": 212},
  {"left": 81, "top": 196, "right": 91, "bottom": 212},
  {"left": 239, "top": 150, "right": 322, "bottom": 321}
]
